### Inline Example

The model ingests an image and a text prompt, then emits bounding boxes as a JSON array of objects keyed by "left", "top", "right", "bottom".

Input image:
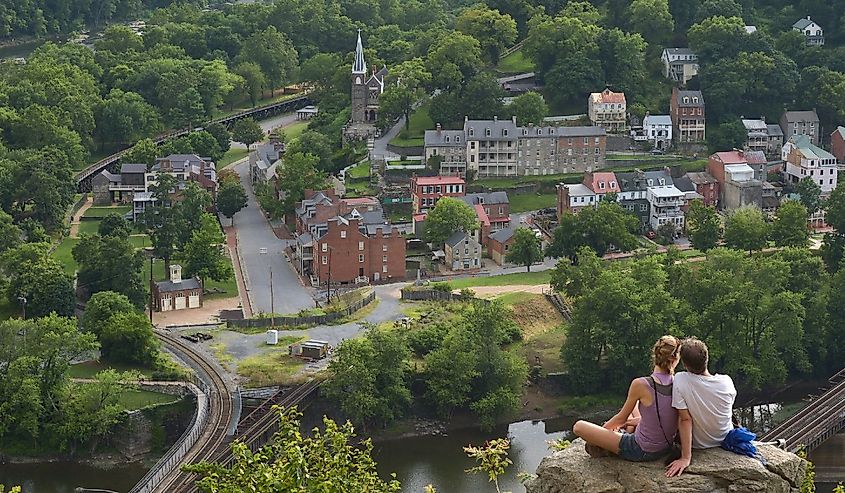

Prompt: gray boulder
[{"left": 525, "top": 439, "right": 807, "bottom": 493}]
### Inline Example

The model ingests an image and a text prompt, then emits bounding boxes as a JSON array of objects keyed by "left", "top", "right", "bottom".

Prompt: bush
[
  {"left": 407, "top": 323, "right": 450, "bottom": 357},
  {"left": 431, "top": 282, "right": 452, "bottom": 292}
]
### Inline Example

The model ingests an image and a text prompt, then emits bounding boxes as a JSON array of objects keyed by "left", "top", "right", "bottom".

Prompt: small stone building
[
  {"left": 444, "top": 231, "right": 481, "bottom": 271},
  {"left": 151, "top": 265, "right": 203, "bottom": 312}
]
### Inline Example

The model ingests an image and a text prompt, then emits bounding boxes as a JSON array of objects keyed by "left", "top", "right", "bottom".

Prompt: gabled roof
[
  {"left": 464, "top": 119, "right": 518, "bottom": 140},
  {"left": 446, "top": 231, "right": 470, "bottom": 247},
  {"left": 460, "top": 192, "right": 509, "bottom": 206},
  {"left": 833, "top": 126, "right": 845, "bottom": 140},
  {"left": 120, "top": 163, "right": 147, "bottom": 174},
  {"left": 474, "top": 205, "right": 490, "bottom": 227},
  {"left": 590, "top": 88, "right": 626, "bottom": 104},
  {"left": 586, "top": 172, "right": 619, "bottom": 193},
  {"left": 564, "top": 183, "right": 595, "bottom": 196},
  {"left": 686, "top": 172, "right": 718, "bottom": 185},
  {"left": 155, "top": 277, "right": 201, "bottom": 292},
  {"left": 663, "top": 47, "right": 695, "bottom": 57},
  {"left": 793, "top": 17, "right": 817, "bottom": 29},
  {"left": 767, "top": 124, "right": 783, "bottom": 137},
  {"left": 644, "top": 115, "right": 672, "bottom": 127},
  {"left": 712, "top": 150, "right": 749, "bottom": 164},
  {"left": 782, "top": 110, "right": 819, "bottom": 122},
  {"left": 674, "top": 90, "right": 705, "bottom": 107},
  {"left": 673, "top": 175, "right": 696, "bottom": 192},
  {"left": 424, "top": 129, "right": 464, "bottom": 147},
  {"left": 496, "top": 72, "right": 535, "bottom": 84},
  {"left": 490, "top": 227, "right": 516, "bottom": 244},
  {"left": 790, "top": 134, "right": 836, "bottom": 161},
  {"left": 741, "top": 119, "right": 768, "bottom": 131},
  {"left": 413, "top": 175, "right": 466, "bottom": 186}
]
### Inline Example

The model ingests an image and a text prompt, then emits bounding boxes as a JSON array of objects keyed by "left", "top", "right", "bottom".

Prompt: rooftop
[
  {"left": 791, "top": 135, "right": 836, "bottom": 161},
  {"left": 121, "top": 163, "right": 147, "bottom": 174},
  {"left": 590, "top": 88, "right": 626, "bottom": 104},
  {"left": 674, "top": 90, "right": 705, "bottom": 107},
  {"left": 686, "top": 171, "right": 718, "bottom": 185},
  {"left": 490, "top": 226, "right": 516, "bottom": 244},
  {"left": 834, "top": 126, "right": 845, "bottom": 140},
  {"left": 413, "top": 175, "right": 466, "bottom": 186},
  {"left": 782, "top": 110, "right": 819, "bottom": 122},
  {"left": 649, "top": 185, "right": 684, "bottom": 198},
  {"left": 663, "top": 47, "right": 695, "bottom": 56},
  {"left": 446, "top": 231, "right": 471, "bottom": 248},
  {"left": 644, "top": 115, "right": 672, "bottom": 126},
  {"left": 424, "top": 129, "right": 464, "bottom": 146},
  {"left": 464, "top": 118, "right": 518, "bottom": 140},
  {"left": 565, "top": 183, "right": 595, "bottom": 197},
  {"left": 793, "top": 17, "right": 818, "bottom": 29},
  {"left": 460, "top": 192, "right": 509, "bottom": 206},
  {"left": 155, "top": 277, "right": 201, "bottom": 293}
]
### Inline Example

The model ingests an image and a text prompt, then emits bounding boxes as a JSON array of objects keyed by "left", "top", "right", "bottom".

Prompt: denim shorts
[{"left": 618, "top": 433, "right": 670, "bottom": 462}]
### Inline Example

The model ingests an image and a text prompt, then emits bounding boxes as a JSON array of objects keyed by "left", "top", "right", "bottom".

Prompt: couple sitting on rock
[{"left": 572, "top": 336, "right": 736, "bottom": 478}]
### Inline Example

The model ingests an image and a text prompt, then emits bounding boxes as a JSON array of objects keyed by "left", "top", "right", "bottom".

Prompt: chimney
[
  {"left": 170, "top": 264, "right": 183, "bottom": 283},
  {"left": 807, "top": 15, "right": 811, "bottom": 20},
  {"left": 512, "top": 115, "right": 517, "bottom": 124},
  {"left": 436, "top": 123, "right": 442, "bottom": 134}
]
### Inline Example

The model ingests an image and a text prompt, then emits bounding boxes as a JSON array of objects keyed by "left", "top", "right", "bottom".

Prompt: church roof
[{"left": 352, "top": 30, "right": 366, "bottom": 75}]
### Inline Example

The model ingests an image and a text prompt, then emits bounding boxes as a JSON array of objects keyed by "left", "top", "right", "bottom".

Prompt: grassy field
[
  {"left": 447, "top": 270, "right": 551, "bottom": 289},
  {"left": 389, "top": 105, "right": 432, "bottom": 148},
  {"left": 283, "top": 121, "right": 309, "bottom": 141},
  {"left": 344, "top": 180, "right": 377, "bottom": 197},
  {"left": 509, "top": 193, "right": 556, "bottom": 212},
  {"left": 497, "top": 49, "right": 535, "bottom": 74},
  {"left": 116, "top": 389, "right": 179, "bottom": 410},
  {"left": 346, "top": 161, "right": 370, "bottom": 179},
  {"left": 83, "top": 205, "right": 132, "bottom": 218},
  {"left": 53, "top": 237, "right": 80, "bottom": 274},
  {"left": 218, "top": 148, "right": 250, "bottom": 169},
  {"left": 77, "top": 220, "right": 101, "bottom": 235},
  {"left": 238, "top": 336, "right": 307, "bottom": 387}
]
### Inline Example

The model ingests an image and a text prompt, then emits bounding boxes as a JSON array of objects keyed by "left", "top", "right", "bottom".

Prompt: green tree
[
  {"left": 426, "top": 33, "right": 483, "bottom": 91},
  {"left": 424, "top": 197, "right": 480, "bottom": 246},
  {"left": 549, "top": 246, "right": 604, "bottom": 298},
  {"left": 122, "top": 138, "right": 159, "bottom": 168},
  {"left": 276, "top": 152, "right": 328, "bottom": 216},
  {"left": 240, "top": 26, "right": 299, "bottom": 96},
  {"left": 506, "top": 227, "right": 543, "bottom": 271},
  {"left": 687, "top": 16, "right": 747, "bottom": 64},
  {"left": 234, "top": 61, "right": 267, "bottom": 107},
  {"left": 95, "top": 89, "right": 161, "bottom": 147},
  {"left": 184, "top": 214, "right": 233, "bottom": 289},
  {"left": 724, "top": 206, "right": 770, "bottom": 253},
  {"left": 708, "top": 120, "right": 747, "bottom": 152},
  {"left": 378, "top": 58, "right": 431, "bottom": 131},
  {"left": 455, "top": 6, "right": 518, "bottom": 64},
  {"left": 73, "top": 233, "right": 145, "bottom": 309},
  {"left": 546, "top": 202, "right": 639, "bottom": 259},
  {"left": 98, "top": 312, "right": 159, "bottom": 366},
  {"left": 205, "top": 123, "right": 232, "bottom": 156},
  {"left": 505, "top": 92, "right": 548, "bottom": 126},
  {"left": 694, "top": 0, "right": 742, "bottom": 23},
  {"left": 325, "top": 326, "right": 411, "bottom": 428},
  {"left": 98, "top": 213, "right": 131, "bottom": 239},
  {"left": 217, "top": 179, "right": 248, "bottom": 226},
  {"left": 795, "top": 176, "right": 822, "bottom": 214},
  {"left": 772, "top": 201, "right": 809, "bottom": 247},
  {"left": 81, "top": 291, "right": 136, "bottom": 339},
  {"left": 686, "top": 200, "right": 721, "bottom": 251},
  {"left": 184, "top": 408, "right": 401, "bottom": 492},
  {"left": 231, "top": 118, "right": 264, "bottom": 149},
  {"left": 6, "top": 255, "right": 74, "bottom": 318},
  {"left": 187, "top": 131, "right": 225, "bottom": 163},
  {"left": 177, "top": 182, "right": 214, "bottom": 249},
  {"left": 96, "top": 25, "right": 144, "bottom": 54},
  {"left": 0, "top": 211, "right": 23, "bottom": 254},
  {"left": 626, "top": 0, "right": 674, "bottom": 47},
  {"left": 143, "top": 174, "right": 181, "bottom": 272}
]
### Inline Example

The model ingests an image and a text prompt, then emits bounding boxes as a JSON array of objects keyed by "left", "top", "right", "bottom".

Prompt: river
[{"left": 0, "top": 462, "right": 148, "bottom": 493}]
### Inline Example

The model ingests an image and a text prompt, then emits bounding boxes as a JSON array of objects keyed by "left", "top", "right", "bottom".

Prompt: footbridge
[
  {"left": 76, "top": 95, "right": 312, "bottom": 192},
  {"left": 760, "top": 368, "right": 845, "bottom": 453}
]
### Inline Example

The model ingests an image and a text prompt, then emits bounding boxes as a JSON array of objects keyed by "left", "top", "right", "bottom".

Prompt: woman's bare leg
[{"left": 572, "top": 420, "right": 623, "bottom": 455}]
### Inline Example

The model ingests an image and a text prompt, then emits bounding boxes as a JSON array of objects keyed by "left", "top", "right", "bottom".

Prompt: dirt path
[
  {"left": 153, "top": 297, "right": 242, "bottom": 327},
  {"left": 461, "top": 284, "right": 548, "bottom": 298},
  {"left": 69, "top": 196, "right": 93, "bottom": 237}
]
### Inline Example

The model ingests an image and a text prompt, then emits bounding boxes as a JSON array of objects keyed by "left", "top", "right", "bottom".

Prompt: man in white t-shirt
[{"left": 665, "top": 337, "right": 736, "bottom": 477}]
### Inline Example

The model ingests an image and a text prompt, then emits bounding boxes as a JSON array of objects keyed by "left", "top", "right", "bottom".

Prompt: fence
[
  {"left": 227, "top": 291, "right": 376, "bottom": 329},
  {"left": 127, "top": 377, "right": 208, "bottom": 493}
]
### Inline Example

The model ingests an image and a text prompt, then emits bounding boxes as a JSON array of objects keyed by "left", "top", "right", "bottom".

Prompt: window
[
  {"left": 358, "top": 241, "right": 364, "bottom": 251},
  {"left": 445, "top": 136, "right": 450, "bottom": 143},
  {"left": 383, "top": 255, "right": 387, "bottom": 262},
  {"left": 485, "top": 128, "right": 491, "bottom": 137},
  {"left": 640, "top": 204, "right": 647, "bottom": 211},
  {"left": 470, "top": 141, "right": 476, "bottom": 149},
  {"left": 583, "top": 137, "right": 588, "bottom": 145},
  {"left": 456, "top": 136, "right": 461, "bottom": 143},
  {"left": 340, "top": 230, "right": 346, "bottom": 238},
  {"left": 683, "top": 97, "right": 689, "bottom": 104},
  {"left": 599, "top": 182, "right": 605, "bottom": 190},
  {"left": 382, "top": 265, "right": 388, "bottom": 273},
  {"left": 321, "top": 243, "right": 327, "bottom": 252},
  {"left": 322, "top": 255, "right": 327, "bottom": 265},
  {"left": 503, "top": 129, "right": 508, "bottom": 137},
  {"left": 469, "top": 128, "right": 474, "bottom": 137},
  {"left": 382, "top": 244, "right": 388, "bottom": 252},
  {"left": 358, "top": 254, "right": 364, "bottom": 263}
]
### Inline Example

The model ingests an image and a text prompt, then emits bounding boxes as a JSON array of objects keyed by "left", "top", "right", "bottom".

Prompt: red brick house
[
  {"left": 151, "top": 265, "right": 203, "bottom": 312},
  {"left": 293, "top": 189, "right": 405, "bottom": 284},
  {"left": 459, "top": 191, "right": 510, "bottom": 231},
  {"left": 832, "top": 126, "right": 845, "bottom": 164},
  {"left": 670, "top": 88, "right": 706, "bottom": 143},
  {"left": 686, "top": 172, "right": 720, "bottom": 207},
  {"left": 489, "top": 227, "right": 516, "bottom": 265},
  {"left": 410, "top": 175, "right": 466, "bottom": 214}
]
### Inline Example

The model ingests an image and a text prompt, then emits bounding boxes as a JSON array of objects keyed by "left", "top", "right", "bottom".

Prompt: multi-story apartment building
[
  {"left": 588, "top": 88, "right": 627, "bottom": 132},
  {"left": 670, "top": 88, "right": 706, "bottom": 143},
  {"left": 410, "top": 175, "right": 466, "bottom": 214},
  {"left": 780, "top": 110, "right": 820, "bottom": 146},
  {"left": 424, "top": 124, "right": 466, "bottom": 176},
  {"left": 424, "top": 118, "right": 606, "bottom": 178},
  {"left": 661, "top": 48, "right": 699, "bottom": 84},
  {"left": 782, "top": 134, "right": 838, "bottom": 194},
  {"left": 292, "top": 189, "right": 405, "bottom": 284},
  {"left": 647, "top": 185, "right": 686, "bottom": 232}
]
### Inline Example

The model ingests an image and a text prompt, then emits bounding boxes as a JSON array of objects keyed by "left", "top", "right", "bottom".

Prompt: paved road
[
  {"left": 371, "top": 116, "right": 405, "bottom": 160},
  {"left": 230, "top": 158, "right": 315, "bottom": 314}
]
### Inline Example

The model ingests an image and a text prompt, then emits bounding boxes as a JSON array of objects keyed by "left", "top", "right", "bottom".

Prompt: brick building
[
  {"left": 686, "top": 172, "right": 720, "bottom": 207},
  {"left": 832, "top": 126, "right": 845, "bottom": 165},
  {"left": 670, "top": 88, "right": 706, "bottom": 143},
  {"left": 488, "top": 227, "right": 516, "bottom": 266},
  {"left": 707, "top": 150, "right": 766, "bottom": 211},
  {"left": 151, "top": 265, "right": 203, "bottom": 312},
  {"left": 459, "top": 192, "right": 510, "bottom": 231},
  {"left": 293, "top": 189, "right": 405, "bottom": 284},
  {"left": 410, "top": 175, "right": 466, "bottom": 214}
]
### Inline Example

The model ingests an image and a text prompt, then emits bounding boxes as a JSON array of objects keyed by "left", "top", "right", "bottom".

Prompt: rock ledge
[{"left": 525, "top": 440, "right": 807, "bottom": 493}]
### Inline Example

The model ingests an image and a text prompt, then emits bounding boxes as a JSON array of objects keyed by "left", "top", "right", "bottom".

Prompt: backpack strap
[{"left": 646, "top": 375, "right": 673, "bottom": 396}]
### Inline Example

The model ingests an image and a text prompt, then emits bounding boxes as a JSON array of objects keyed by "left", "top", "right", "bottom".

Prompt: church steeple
[{"left": 352, "top": 29, "right": 366, "bottom": 75}]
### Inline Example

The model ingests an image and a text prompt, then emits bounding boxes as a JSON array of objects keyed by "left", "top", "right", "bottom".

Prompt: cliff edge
[{"left": 525, "top": 440, "right": 807, "bottom": 493}]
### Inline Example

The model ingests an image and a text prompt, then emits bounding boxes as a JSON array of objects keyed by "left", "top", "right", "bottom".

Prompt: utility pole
[
  {"left": 17, "top": 296, "right": 26, "bottom": 320},
  {"left": 270, "top": 266, "right": 275, "bottom": 327},
  {"left": 149, "top": 256, "right": 154, "bottom": 323}
]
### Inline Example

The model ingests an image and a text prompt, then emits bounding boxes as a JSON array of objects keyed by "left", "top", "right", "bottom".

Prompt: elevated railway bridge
[{"left": 76, "top": 95, "right": 311, "bottom": 192}]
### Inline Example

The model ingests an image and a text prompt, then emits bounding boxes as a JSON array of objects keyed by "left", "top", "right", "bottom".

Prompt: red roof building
[{"left": 410, "top": 175, "right": 466, "bottom": 214}]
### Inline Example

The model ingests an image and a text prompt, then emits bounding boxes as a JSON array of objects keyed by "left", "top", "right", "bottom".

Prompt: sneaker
[{"left": 585, "top": 443, "right": 610, "bottom": 458}]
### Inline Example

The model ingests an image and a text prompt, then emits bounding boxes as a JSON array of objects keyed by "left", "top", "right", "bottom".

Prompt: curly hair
[{"left": 652, "top": 335, "right": 680, "bottom": 373}]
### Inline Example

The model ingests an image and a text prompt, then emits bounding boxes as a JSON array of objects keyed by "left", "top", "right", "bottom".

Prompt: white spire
[{"left": 352, "top": 29, "right": 366, "bottom": 75}]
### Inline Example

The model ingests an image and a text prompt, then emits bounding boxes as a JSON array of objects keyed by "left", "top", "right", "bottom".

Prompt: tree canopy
[{"left": 424, "top": 197, "right": 480, "bottom": 246}]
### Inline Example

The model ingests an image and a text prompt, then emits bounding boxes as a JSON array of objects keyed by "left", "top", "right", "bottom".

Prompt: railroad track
[
  {"left": 152, "top": 329, "right": 235, "bottom": 493},
  {"left": 760, "top": 371, "right": 845, "bottom": 452}
]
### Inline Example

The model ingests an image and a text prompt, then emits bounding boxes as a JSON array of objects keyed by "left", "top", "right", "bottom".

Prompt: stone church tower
[{"left": 344, "top": 30, "right": 388, "bottom": 143}]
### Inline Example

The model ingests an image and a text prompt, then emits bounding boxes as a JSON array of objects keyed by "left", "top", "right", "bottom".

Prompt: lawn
[
  {"left": 142, "top": 254, "right": 237, "bottom": 301},
  {"left": 389, "top": 105, "right": 433, "bottom": 148},
  {"left": 53, "top": 237, "right": 80, "bottom": 274},
  {"left": 218, "top": 148, "right": 250, "bottom": 169},
  {"left": 283, "top": 121, "right": 309, "bottom": 141},
  {"left": 447, "top": 270, "right": 551, "bottom": 289},
  {"left": 346, "top": 161, "right": 370, "bottom": 179},
  {"left": 117, "top": 389, "right": 180, "bottom": 410},
  {"left": 508, "top": 193, "right": 556, "bottom": 212},
  {"left": 84, "top": 205, "right": 132, "bottom": 218},
  {"left": 77, "top": 220, "right": 101, "bottom": 236},
  {"left": 344, "top": 180, "right": 377, "bottom": 197},
  {"left": 237, "top": 337, "right": 307, "bottom": 387},
  {"left": 497, "top": 49, "right": 535, "bottom": 74}
]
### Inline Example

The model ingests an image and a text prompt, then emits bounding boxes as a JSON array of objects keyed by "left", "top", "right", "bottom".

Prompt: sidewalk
[
  {"left": 69, "top": 196, "right": 93, "bottom": 237},
  {"left": 223, "top": 222, "right": 252, "bottom": 318}
]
